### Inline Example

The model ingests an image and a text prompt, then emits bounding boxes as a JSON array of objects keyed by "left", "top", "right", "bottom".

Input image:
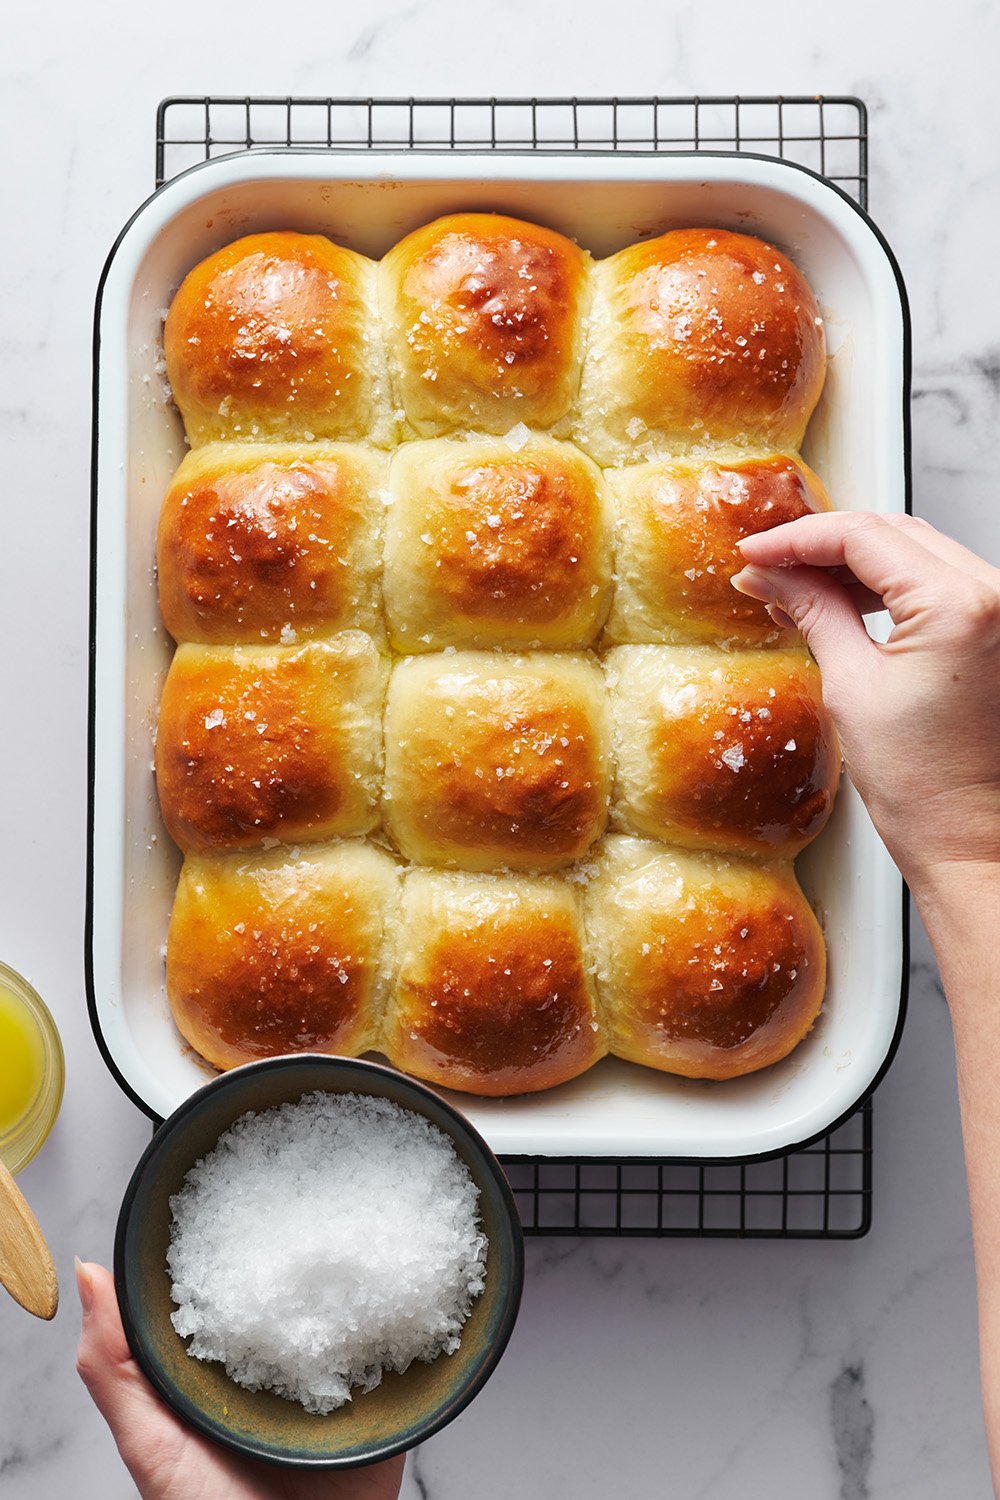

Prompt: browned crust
[
  {"left": 601, "top": 228, "right": 825, "bottom": 448},
  {"left": 609, "top": 454, "right": 831, "bottom": 644},
  {"left": 166, "top": 848, "right": 394, "bottom": 1070},
  {"left": 155, "top": 640, "right": 383, "bottom": 852},
  {"left": 388, "top": 877, "right": 604, "bottom": 1095},
  {"left": 157, "top": 448, "right": 379, "bottom": 643},
  {"left": 421, "top": 455, "right": 603, "bottom": 627},
  {"left": 383, "top": 213, "right": 589, "bottom": 430},
  {"left": 384, "top": 661, "right": 610, "bottom": 869},
  {"left": 163, "top": 231, "right": 374, "bottom": 443},
  {"left": 613, "top": 888, "right": 825, "bottom": 1079}
]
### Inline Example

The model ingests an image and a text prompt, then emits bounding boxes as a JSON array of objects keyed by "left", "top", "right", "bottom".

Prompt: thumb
[
  {"left": 74, "top": 1259, "right": 163, "bottom": 1438},
  {"left": 730, "top": 563, "right": 877, "bottom": 699}
]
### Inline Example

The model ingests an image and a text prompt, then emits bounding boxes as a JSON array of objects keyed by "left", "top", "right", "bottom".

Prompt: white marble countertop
[{"left": 2, "top": 2, "right": 998, "bottom": 1495}]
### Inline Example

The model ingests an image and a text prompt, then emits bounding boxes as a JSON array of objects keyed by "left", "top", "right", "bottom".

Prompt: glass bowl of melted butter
[{"left": 0, "top": 963, "right": 64, "bottom": 1174}]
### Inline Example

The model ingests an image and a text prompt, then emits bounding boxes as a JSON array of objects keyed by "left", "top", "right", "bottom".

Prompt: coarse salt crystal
[
  {"left": 500, "top": 422, "right": 531, "bottom": 452},
  {"left": 167, "top": 1093, "right": 487, "bottom": 1415}
]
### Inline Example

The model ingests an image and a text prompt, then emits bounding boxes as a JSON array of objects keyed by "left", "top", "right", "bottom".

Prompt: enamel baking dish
[{"left": 88, "top": 150, "right": 910, "bottom": 1159}]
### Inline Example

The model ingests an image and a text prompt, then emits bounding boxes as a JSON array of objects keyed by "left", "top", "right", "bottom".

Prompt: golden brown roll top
[
  {"left": 163, "top": 231, "right": 392, "bottom": 446},
  {"left": 605, "top": 645, "right": 840, "bottom": 859},
  {"left": 380, "top": 213, "right": 591, "bottom": 437},
  {"left": 165, "top": 834, "right": 825, "bottom": 1086},
  {"left": 383, "top": 868, "right": 606, "bottom": 1096},
  {"left": 166, "top": 841, "right": 399, "bottom": 1071},
  {"left": 155, "top": 633, "right": 387, "bottom": 853},
  {"left": 384, "top": 436, "right": 612, "bottom": 651},
  {"left": 604, "top": 453, "right": 832, "bottom": 647},
  {"left": 154, "top": 218, "right": 837, "bottom": 1094},
  {"left": 586, "top": 836, "right": 825, "bottom": 1080},
  {"left": 577, "top": 229, "right": 826, "bottom": 464},
  {"left": 156, "top": 442, "right": 386, "bottom": 644},
  {"left": 383, "top": 652, "right": 612, "bottom": 871}
]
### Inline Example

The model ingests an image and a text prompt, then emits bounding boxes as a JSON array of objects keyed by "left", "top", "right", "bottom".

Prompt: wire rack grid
[{"left": 154, "top": 94, "right": 874, "bottom": 1239}]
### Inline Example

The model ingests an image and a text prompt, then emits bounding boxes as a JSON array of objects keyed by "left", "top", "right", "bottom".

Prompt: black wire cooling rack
[{"left": 154, "top": 94, "right": 874, "bottom": 1240}]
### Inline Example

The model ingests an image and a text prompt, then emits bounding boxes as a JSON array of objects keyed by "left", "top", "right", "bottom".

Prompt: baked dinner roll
[
  {"left": 604, "top": 453, "right": 832, "bottom": 647},
  {"left": 383, "top": 867, "right": 606, "bottom": 1096},
  {"left": 383, "top": 652, "right": 611, "bottom": 871},
  {"left": 155, "top": 632, "right": 387, "bottom": 853},
  {"left": 163, "top": 231, "right": 392, "bottom": 447},
  {"left": 157, "top": 442, "right": 386, "bottom": 645},
  {"left": 586, "top": 836, "right": 825, "bottom": 1080},
  {"left": 152, "top": 216, "right": 838, "bottom": 1100},
  {"left": 577, "top": 229, "right": 826, "bottom": 464},
  {"left": 384, "top": 436, "right": 612, "bottom": 651},
  {"left": 380, "top": 213, "right": 591, "bottom": 437},
  {"left": 166, "top": 841, "right": 398, "bottom": 1071},
  {"left": 605, "top": 645, "right": 840, "bottom": 859}
]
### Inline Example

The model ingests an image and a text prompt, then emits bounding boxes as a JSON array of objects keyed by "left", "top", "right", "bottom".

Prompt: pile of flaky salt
[{"left": 167, "top": 1092, "right": 488, "bottom": 1414}]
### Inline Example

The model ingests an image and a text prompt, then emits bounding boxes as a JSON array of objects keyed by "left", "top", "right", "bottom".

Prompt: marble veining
[
  {"left": 1, "top": 2, "right": 999, "bottom": 1497},
  {"left": 409, "top": 1449, "right": 432, "bottom": 1498},
  {"left": 830, "top": 1363, "right": 874, "bottom": 1500}
]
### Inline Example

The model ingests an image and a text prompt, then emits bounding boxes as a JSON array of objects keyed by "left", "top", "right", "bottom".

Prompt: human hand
[
  {"left": 75, "top": 1260, "right": 406, "bottom": 1500},
  {"left": 730, "top": 512, "right": 1000, "bottom": 894}
]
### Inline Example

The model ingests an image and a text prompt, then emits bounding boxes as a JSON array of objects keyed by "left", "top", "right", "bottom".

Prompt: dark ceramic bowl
[{"left": 114, "top": 1055, "right": 524, "bottom": 1469}]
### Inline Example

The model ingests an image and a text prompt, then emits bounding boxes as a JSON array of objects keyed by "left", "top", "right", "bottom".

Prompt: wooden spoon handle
[{"left": 0, "top": 1157, "right": 58, "bottom": 1319}]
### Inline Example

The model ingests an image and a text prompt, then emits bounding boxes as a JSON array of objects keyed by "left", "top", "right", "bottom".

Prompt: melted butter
[{"left": 0, "top": 987, "right": 46, "bottom": 1135}]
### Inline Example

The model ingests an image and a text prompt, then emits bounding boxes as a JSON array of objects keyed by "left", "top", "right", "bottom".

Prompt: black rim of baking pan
[
  {"left": 85, "top": 97, "right": 912, "bottom": 1231},
  {"left": 114, "top": 1053, "right": 525, "bottom": 1469}
]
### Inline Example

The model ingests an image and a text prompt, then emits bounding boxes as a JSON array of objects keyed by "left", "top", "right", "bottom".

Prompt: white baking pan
[{"left": 88, "top": 149, "right": 909, "bottom": 1159}]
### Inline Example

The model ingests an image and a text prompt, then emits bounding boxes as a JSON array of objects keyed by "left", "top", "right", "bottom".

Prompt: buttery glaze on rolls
[
  {"left": 586, "top": 836, "right": 825, "bottom": 1080},
  {"left": 381, "top": 213, "right": 591, "bottom": 437},
  {"left": 604, "top": 453, "right": 832, "bottom": 647},
  {"left": 383, "top": 652, "right": 612, "bottom": 871},
  {"left": 166, "top": 841, "right": 398, "bottom": 1071},
  {"left": 384, "top": 436, "right": 612, "bottom": 651},
  {"left": 155, "top": 633, "right": 387, "bottom": 853},
  {"left": 156, "top": 214, "right": 839, "bottom": 1092},
  {"left": 577, "top": 228, "right": 826, "bottom": 464},
  {"left": 157, "top": 443, "right": 386, "bottom": 644},
  {"left": 163, "top": 231, "right": 392, "bottom": 447},
  {"left": 605, "top": 645, "right": 840, "bottom": 859},
  {"left": 384, "top": 868, "right": 606, "bottom": 1096}
]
